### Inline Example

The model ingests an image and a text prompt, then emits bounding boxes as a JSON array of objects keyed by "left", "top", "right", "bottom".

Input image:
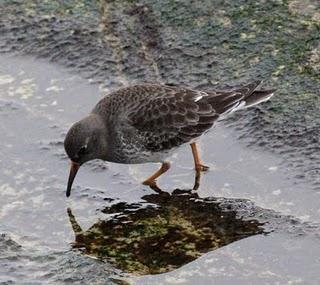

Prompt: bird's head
[{"left": 64, "top": 114, "right": 107, "bottom": 197}]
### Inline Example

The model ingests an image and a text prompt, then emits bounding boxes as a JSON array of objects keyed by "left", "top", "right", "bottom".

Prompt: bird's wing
[
  {"left": 125, "top": 82, "right": 268, "bottom": 152},
  {"left": 126, "top": 85, "right": 220, "bottom": 152}
]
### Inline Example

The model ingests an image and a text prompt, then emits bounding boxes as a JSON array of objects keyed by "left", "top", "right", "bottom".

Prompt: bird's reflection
[{"left": 67, "top": 189, "right": 265, "bottom": 275}]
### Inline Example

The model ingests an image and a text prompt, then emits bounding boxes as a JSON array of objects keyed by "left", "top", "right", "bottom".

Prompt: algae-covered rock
[{"left": 68, "top": 190, "right": 264, "bottom": 275}]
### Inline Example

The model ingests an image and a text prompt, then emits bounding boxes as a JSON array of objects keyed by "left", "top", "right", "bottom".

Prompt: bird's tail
[
  {"left": 207, "top": 81, "right": 276, "bottom": 116},
  {"left": 244, "top": 88, "right": 276, "bottom": 108},
  {"left": 234, "top": 80, "right": 276, "bottom": 108}
]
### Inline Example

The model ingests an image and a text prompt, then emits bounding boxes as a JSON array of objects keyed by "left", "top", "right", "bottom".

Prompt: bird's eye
[{"left": 78, "top": 145, "right": 87, "bottom": 155}]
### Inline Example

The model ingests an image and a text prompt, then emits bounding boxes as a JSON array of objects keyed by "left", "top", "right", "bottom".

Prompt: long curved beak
[{"left": 66, "top": 161, "right": 80, "bottom": 197}]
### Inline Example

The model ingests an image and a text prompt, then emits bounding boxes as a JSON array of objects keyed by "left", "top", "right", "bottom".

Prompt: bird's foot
[
  {"left": 142, "top": 179, "right": 163, "bottom": 193},
  {"left": 195, "top": 164, "right": 209, "bottom": 172}
]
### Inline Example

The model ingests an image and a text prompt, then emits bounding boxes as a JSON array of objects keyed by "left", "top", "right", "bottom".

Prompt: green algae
[
  {"left": 68, "top": 190, "right": 264, "bottom": 275},
  {"left": 20, "top": 0, "right": 98, "bottom": 17}
]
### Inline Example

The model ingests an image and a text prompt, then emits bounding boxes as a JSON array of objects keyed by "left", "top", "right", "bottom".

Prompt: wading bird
[{"left": 64, "top": 81, "right": 275, "bottom": 197}]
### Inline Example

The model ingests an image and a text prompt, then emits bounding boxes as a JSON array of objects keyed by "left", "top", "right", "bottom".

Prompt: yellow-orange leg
[
  {"left": 142, "top": 162, "right": 171, "bottom": 191},
  {"left": 190, "top": 142, "right": 209, "bottom": 171},
  {"left": 190, "top": 142, "right": 209, "bottom": 190}
]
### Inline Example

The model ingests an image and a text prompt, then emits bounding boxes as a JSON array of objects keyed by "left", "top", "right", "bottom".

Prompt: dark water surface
[
  {"left": 0, "top": 0, "right": 320, "bottom": 284},
  {"left": 0, "top": 55, "right": 319, "bottom": 284}
]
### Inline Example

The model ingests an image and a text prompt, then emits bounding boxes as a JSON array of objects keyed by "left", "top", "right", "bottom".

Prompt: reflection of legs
[
  {"left": 190, "top": 142, "right": 209, "bottom": 190},
  {"left": 142, "top": 162, "right": 171, "bottom": 190}
]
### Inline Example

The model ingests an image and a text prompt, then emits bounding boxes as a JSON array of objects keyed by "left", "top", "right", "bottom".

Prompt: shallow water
[
  {"left": 1, "top": 54, "right": 320, "bottom": 284},
  {"left": 1, "top": 0, "right": 320, "bottom": 283},
  {"left": 1, "top": 0, "right": 319, "bottom": 189}
]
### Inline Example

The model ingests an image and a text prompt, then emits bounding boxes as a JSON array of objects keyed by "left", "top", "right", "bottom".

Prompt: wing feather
[
  {"left": 121, "top": 81, "right": 270, "bottom": 152},
  {"left": 127, "top": 85, "right": 218, "bottom": 152}
]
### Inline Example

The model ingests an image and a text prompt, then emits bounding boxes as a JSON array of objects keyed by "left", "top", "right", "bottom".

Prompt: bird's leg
[
  {"left": 190, "top": 142, "right": 209, "bottom": 190},
  {"left": 190, "top": 142, "right": 209, "bottom": 172},
  {"left": 142, "top": 162, "right": 171, "bottom": 191},
  {"left": 190, "top": 143, "right": 209, "bottom": 190}
]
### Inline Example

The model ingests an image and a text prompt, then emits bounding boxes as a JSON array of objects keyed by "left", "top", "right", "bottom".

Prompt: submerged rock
[{"left": 68, "top": 189, "right": 265, "bottom": 274}]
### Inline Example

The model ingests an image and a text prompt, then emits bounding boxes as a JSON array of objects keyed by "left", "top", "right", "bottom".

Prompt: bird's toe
[{"left": 195, "top": 164, "right": 210, "bottom": 172}]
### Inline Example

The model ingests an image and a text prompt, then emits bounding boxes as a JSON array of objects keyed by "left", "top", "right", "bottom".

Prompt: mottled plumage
[
  {"left": 64, "top": 81, "right": 275, "bottom": 196},
  {"left": 89, "top": 81, "right": 273, "bottom": 162}
]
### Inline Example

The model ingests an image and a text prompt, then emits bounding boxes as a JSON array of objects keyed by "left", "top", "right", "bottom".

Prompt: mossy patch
[{"left": 68, "top": 190, "right": 264, "bottom": 275}]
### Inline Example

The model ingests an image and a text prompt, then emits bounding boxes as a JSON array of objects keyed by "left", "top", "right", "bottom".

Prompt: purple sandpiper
[{"left": 64, "top": 81, "right": 275, "bottom": 197}]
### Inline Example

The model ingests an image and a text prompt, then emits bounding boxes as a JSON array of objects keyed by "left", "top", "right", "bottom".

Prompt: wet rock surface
[
  {"left": 68, "top": 190, "right": 265, "bottom": 275},
  {"left": 0, "top": 53, "right": 319, "bottom": 285},
  {"left": 67, "top": 188, "right": 320, "bottom": 277},
  {"left": 0, "top": 0, "right": 319, "bottom": 188},
  {"left": 0, "top": 0, "right": 319, "bottom": 284}
]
